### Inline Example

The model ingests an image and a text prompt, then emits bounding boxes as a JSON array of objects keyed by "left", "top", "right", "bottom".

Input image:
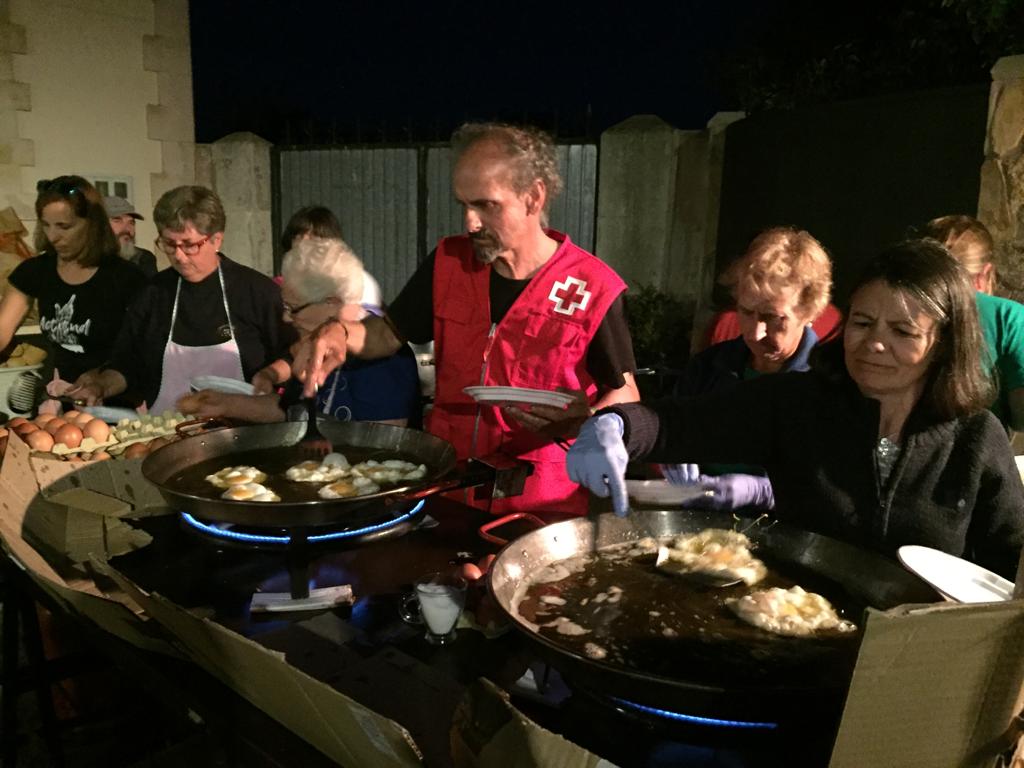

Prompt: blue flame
[
  {"left": 180, "top": 500, "right": 424, "bottom": 545},
  {"left": 610, "top": 697, "right": 778, "bottom": 730}
]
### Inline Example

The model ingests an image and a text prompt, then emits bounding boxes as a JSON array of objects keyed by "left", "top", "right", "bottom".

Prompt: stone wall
[
  {"left": 979, "top": 55, "right": 1024, "bottom": 301},
  {"left": 145, "top": 0, "right": 196, "bottom": 229},
  {"left": 594, "top": 112, "right": 743, "bottom": 361},
  {"left": 200, "top": 132, "right": 273, "bottom": 276},
  {"left": 0, "top": 7, "right": 31, "bottom": 214}
]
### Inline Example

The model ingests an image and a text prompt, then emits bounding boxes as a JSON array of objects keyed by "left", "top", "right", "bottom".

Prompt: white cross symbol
[{"left": 548, "top": 276, "right": 591, "bottom": 316}]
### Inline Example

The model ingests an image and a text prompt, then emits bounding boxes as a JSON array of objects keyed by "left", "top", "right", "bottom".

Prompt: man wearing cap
[{"left": 104, "top": 195, "right": 157, "bottom": 278}]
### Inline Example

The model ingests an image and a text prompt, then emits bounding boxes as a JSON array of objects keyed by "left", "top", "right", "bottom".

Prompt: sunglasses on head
[{"left": 36, "top": 178, "right": 84, "bottom": 197}]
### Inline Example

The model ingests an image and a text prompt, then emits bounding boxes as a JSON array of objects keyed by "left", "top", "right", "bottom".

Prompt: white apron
[{"left": 150, "top": 263, "right": 245, "bottom": 414}]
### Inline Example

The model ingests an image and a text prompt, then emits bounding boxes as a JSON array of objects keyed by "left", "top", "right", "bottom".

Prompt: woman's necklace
[{"left": 875, "top": 430, "right": 903, "bottom": 489}]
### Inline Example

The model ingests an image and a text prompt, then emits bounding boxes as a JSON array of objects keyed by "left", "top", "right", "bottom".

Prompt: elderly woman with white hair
[{"left": 179, "top": 237, "right": 421, "bottom": 426}]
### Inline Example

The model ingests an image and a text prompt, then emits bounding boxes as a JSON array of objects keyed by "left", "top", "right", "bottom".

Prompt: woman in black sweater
[{"left": 568, "top": 239, "right": 1024, "bottom": 578}]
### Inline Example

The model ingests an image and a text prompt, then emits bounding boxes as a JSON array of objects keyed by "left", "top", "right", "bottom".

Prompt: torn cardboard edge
[
  {"left": 95, "top": 560, "right": 425, "bottom": 768},
  {"left": 1, "top": 428, "right": 162, "bottom": 564},
  {"left": 0, "top": 430, "right": 172, "bottom": 653},
  {"left": 451, "top": 678, "right": 611, "bottom": 768},
  {"left": 2, "top": 426, "right": 169, "bottom": 515}
]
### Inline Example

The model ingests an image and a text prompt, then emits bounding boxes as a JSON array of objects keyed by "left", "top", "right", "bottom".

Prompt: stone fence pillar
[
  {"left": 199, "top": 132, "right": 273, "bottom": 276},
  {"left": 978, "top": 55, "right": 1024, "bottom": 299},
  {"left": 595, "top": 112, "right": 743, "bottom": 359}
]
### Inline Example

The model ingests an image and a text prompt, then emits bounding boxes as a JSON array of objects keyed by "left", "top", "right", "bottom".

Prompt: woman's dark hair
[
  {"left": 281, "top": 206, "right": 343, "bottom": 251},
  {"left": 33, "top": 176, "right": 117, "bottom": 267},
  {"left": 850, "top": 238, "right": 992, "bottom": 420}
]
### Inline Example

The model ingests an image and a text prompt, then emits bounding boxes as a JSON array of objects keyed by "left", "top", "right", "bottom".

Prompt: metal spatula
[{"left": 299, "top": 396, "right": 331, "bottom": 457}]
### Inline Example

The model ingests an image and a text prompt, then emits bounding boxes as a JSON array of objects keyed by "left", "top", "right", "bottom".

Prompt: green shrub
[{"left": 625, "top": 284, "right": 691, "bottom": 371}]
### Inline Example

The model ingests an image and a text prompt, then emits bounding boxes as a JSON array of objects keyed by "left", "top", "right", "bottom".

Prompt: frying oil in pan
[
  {"left": 168, "top": 446, "right": 432, "bottom": 503},
  {"left": 517, "top": 541, "right": 863, "bottom": 690}
]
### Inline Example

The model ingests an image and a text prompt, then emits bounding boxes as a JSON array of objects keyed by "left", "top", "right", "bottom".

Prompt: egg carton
[
  {"left": 107, "top": 412, "right": 187, "bottom": 455},
  {"left": 50, "top": 435, "right": 118, "bottom": 457}
]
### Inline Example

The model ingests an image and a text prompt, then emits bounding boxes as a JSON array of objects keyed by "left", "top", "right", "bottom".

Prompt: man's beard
[
  {"left": 470, "top": 231, "right": 503, "bottom": 265},
  {"left": 119, "top": 240, "right": 137, "bottom": 260}
]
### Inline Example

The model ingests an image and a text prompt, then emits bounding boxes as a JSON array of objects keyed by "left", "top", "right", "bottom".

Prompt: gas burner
[
  {"left": 559, "top": 684, "right": 836, "bottom": 767},
  {"left": 178, "top": 499, "right": 427, "bottom": 600},
  {"left": 180, "top": 499, "right": 426, "bottom": 547}
]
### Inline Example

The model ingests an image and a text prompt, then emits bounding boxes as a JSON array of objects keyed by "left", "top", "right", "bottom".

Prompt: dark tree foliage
[{"left": 719, "top": 0, "right": 1024, "bottom": 113}]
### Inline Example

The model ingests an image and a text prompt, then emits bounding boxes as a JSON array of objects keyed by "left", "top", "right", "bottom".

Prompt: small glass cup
[{"left": 400, "top": 571, "right": 467, "bottom": 645}]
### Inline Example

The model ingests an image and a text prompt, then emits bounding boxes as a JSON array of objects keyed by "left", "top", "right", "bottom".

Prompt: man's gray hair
[
  {"left": 452, "top": 122, "right": 564, "bottom": 208},
  {"left": 280, "top": 237, "right": 364, "bottom": 305}
]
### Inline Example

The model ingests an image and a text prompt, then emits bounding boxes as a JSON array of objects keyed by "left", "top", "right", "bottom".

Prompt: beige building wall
[{"left": 0, "top": 0, "right": 193, "bottom": 262}]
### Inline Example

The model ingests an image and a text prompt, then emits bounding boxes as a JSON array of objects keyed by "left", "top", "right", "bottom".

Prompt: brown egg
[
  {"left": 459, "top": 563, "right": 484, "bottom": 582},
  {"left": 34, "top": 413, "right": 57, "bottom": 428},
  {"left": 122, "top": 442, "right": 150, "bottom": 460},
  {"left": 8, "top": 417, "right": 28, "bottom": 430},
  {"left": 62, "top": 409, "right": 81, "bottom": 422},
  {"left": 13, "top": 422, "right": 38, "bottom": 437},
  {"left": 66, "top": 455, "right": 83, "bottom": 463},
  {"left": 44, "top": 418, "right": 68, "bottom": 436},
  {"left": 146, "top": 436, "right": 168, "bottom": 452},
  {"left": 81, "top": 419, "right": 110, "bottom": 443},
  {"left": 90, "top": 451, "right": 112, "bottom": 461},
  {"left": 73, "top": 413, "right": 95, "bottom": 428},
  {"left": 53, "top": 423, "right": 83, "bottom": 450},
  {"left": 0, "top": 427, "right": 8, "bottom": 439},
  {"left": 24, "top": 430, "right": 54, "bottom": 452}
]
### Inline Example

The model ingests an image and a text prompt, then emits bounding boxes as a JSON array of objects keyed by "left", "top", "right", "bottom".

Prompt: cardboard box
[{"left": 0, "top": 432, "right": 160, "bottom": 563}]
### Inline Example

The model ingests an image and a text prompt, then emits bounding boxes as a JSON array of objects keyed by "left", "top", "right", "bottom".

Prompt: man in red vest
[{"left": 293, "top": 123, "right": 640, "bottom": 519}]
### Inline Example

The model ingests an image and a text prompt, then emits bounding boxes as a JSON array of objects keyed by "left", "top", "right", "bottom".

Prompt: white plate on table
[
  {"left": 897, "top": 545, "right": 1013, "bottom": 603},
  {"left": 190, "top": 376, "right": 255, "bottom": 396},
  {"left": 625, "top": 479, "right": 712, "bottom": 507},
  {"left": 82, "top": 406, "right": 139, "bottom": 424},
  {"left": 463, "top": 386, "right": 575, "bottom": 408}
]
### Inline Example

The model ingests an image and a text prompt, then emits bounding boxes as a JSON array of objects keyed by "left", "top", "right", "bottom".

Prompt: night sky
[{"left": 189, "top": 0, "right": 766, "bottom": 145}]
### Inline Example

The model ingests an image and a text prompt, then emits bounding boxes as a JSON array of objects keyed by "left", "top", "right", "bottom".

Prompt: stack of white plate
[
  {"left": 463, "top": 386, "right": 575, "bottom": 408},
  {"left": 897, "top": 545, "right": 1013, "bottom": 603}
]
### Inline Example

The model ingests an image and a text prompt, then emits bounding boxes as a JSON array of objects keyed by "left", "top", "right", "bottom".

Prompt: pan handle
[
  {"left": 384, "top": 459, "right": 499, "bottom": 505},
  {"left": 386, "top": 473, "right": 469, "bottom": 503},
  {"left": 478, "top": 512, "right": 548, "bottom": 546},
  {"left": 174, "top": 417, "right": 234, "bottom": 437}
]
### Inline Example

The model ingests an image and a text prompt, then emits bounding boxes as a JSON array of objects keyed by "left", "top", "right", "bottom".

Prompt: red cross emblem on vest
[{"left": 548, "top": 276, "right": 591, "bottom": 316}]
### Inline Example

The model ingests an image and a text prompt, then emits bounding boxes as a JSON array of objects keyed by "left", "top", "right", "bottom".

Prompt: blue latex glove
[
  {"left": 682, "top": 473, "right": 776, "bottom": 511},
  {"left": 566, "top": 413, "right": 629, "bottom": 516},
  {"left": 659, "top": 464, "right": 701, "bottom": 485}
]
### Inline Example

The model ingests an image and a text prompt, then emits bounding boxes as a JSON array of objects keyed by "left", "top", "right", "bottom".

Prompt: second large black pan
[
  {"left": 488, "top": 509, "right": 940, "bottom": 726},
  {"left": 141, "top": 420, "right": 459, "bottom": 527}
]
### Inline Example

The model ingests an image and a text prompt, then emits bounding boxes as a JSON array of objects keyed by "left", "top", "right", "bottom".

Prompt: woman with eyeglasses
[
  {"left": 0, "top": 176, "right": 147, "bottom": 389},
  {"left": 68, "top": 185, "right": 295, "bottom": 410},
  {"left": 177, "top": 237, "right": 421, "bottom": 426}
]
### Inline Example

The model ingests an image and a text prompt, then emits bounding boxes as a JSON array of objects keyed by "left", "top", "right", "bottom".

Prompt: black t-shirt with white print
[{"left": 8, "top": 250, "right": 147, "bottom": 382}]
